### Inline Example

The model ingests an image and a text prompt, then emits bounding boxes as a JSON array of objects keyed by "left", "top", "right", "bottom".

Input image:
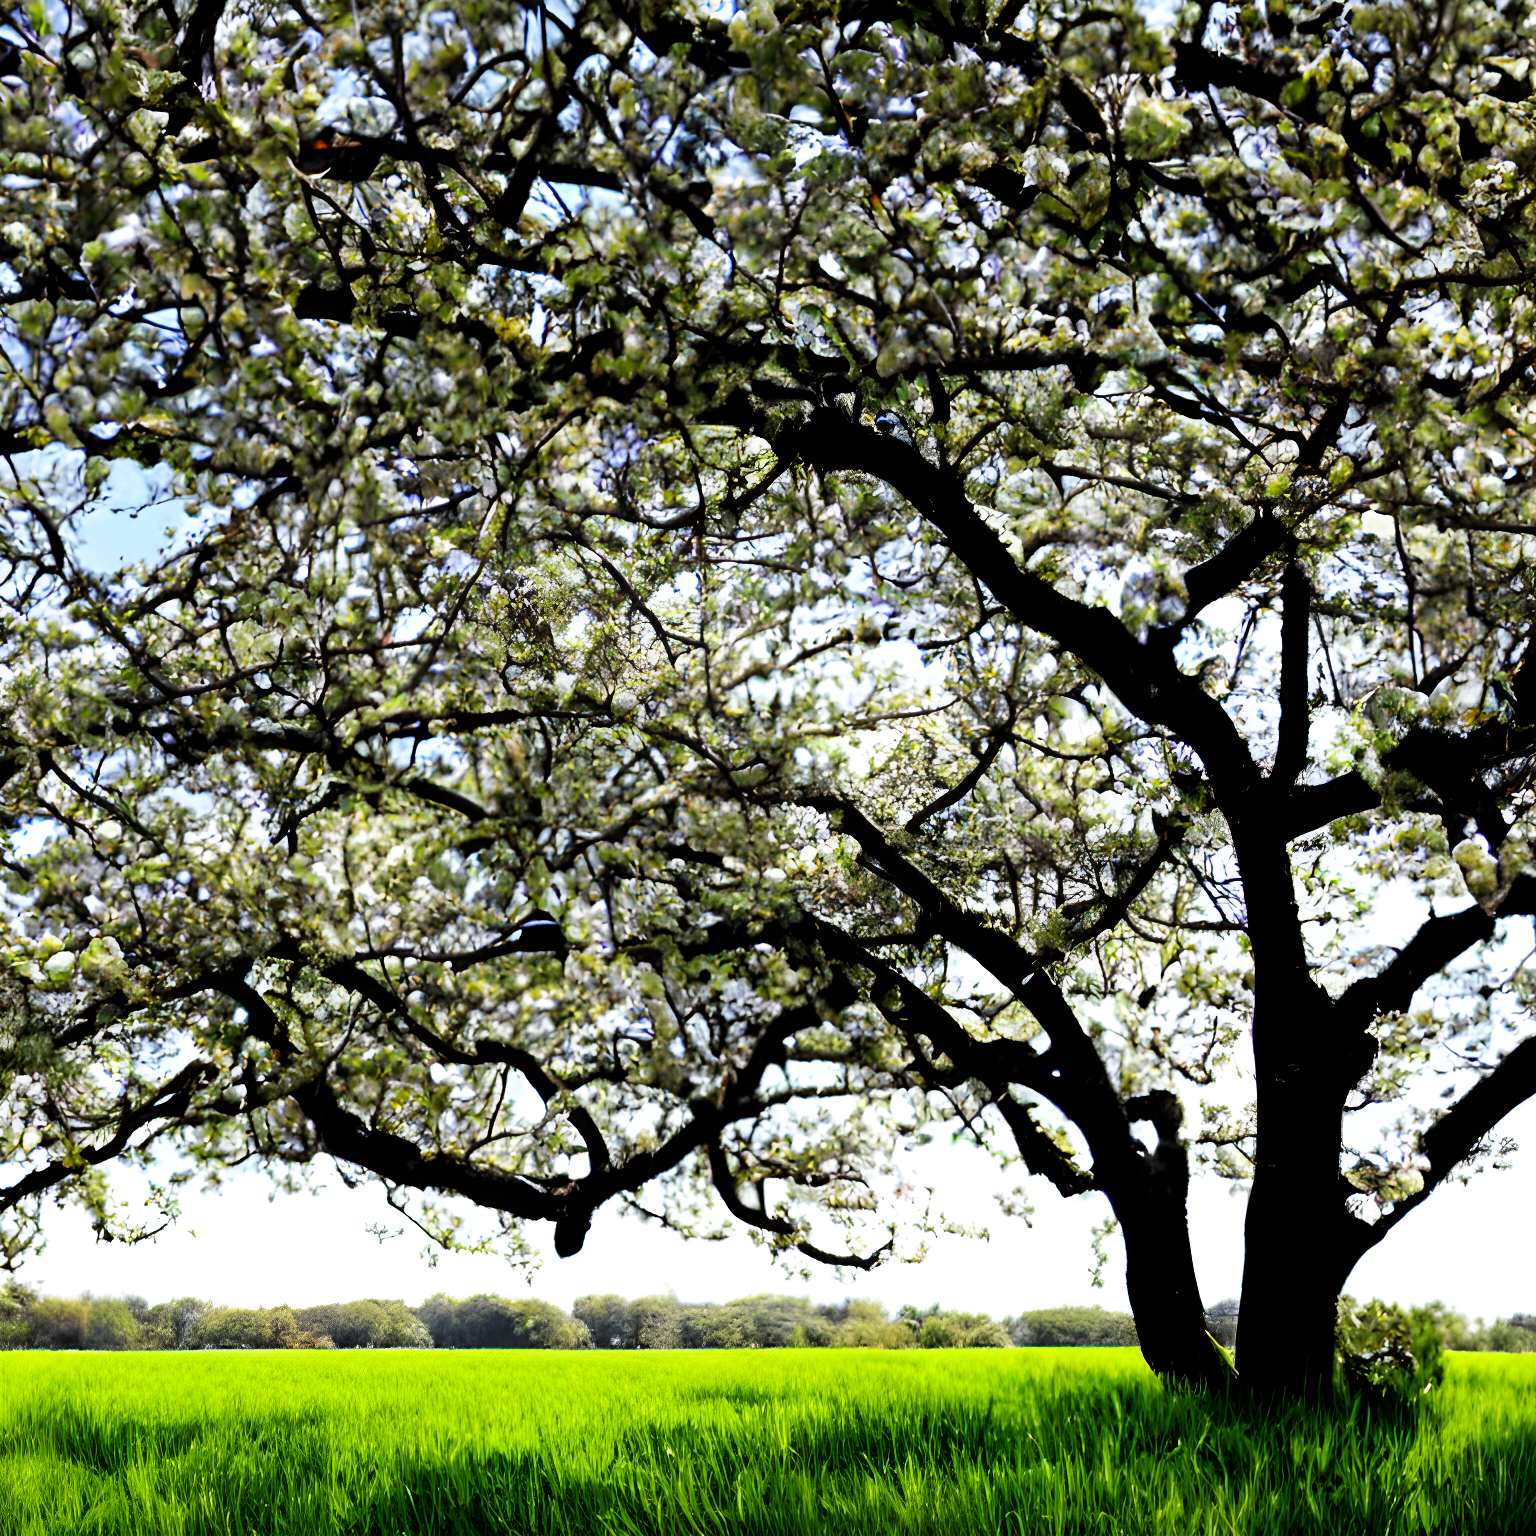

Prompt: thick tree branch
[
  {"left": 643, "top": 908, "right": 1128, "bottom": 1201},
  {"left": 991, "top": 1094, "right": 1096, "bottom": 1197},
  {"left": 1124, "top": 1089, "right": 1189, "bottom": 1193},
  {"left": 782, "top": 410, "right": 1261, "bottom": 798},
  {"left": 1350, "top": 1034, "right": 1536, "bottom": 1261},
  {"left": 1385, "top": 726, "right": 1520, "bottom": 852},
  {"left": 1278, "top": 771, "right": 1378, "bottom": 842},
  {"left": 1334, "top": 876, "right": 1536, "bottom": 1033},
  {"left": 1180, "top": 510, "right": 1294, "bottom": 622},
  {"left": 796, "top": 793, "right": 1155, "bottom": 1121},
  {"left": 1335, "top": 904, "right": 1494, "bottom": 1030},
  {"left": 401, "top": 776, "right": 492, "bottom": 822},
  {"left": 1280, "top": 711, "right": 1536, "bottom": 846},
  {"left": 808, "top": 919, "right": 1138, "bottom": 1199}
]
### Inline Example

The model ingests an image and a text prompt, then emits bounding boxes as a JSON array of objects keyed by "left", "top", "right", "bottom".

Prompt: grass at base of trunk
[{"left": 1, "top": 1349, "right": 1531, "bottom": 1535}]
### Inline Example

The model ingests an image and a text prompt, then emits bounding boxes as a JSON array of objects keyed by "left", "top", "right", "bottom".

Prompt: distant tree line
[
  {"left": 1405, "top": 1302, "right": 1536, "bottom": 1355},
  {"left": 0, "top": 1284, "right": 1138, "bottom": 1351},
  {"left": 5, "top": 1283, "right": 1530, "bottom": 1355},
  {"left": 568, "top": 1294, "right": 960, "bottom": 1349},
  {"left": 0, "top": 1288, "right": 431, "bottom": 1351}
]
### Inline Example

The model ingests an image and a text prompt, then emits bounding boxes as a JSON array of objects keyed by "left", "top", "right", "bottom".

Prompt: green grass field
[{"left": 1, "top": 1348, "right": 1532, "bottom": 1535}]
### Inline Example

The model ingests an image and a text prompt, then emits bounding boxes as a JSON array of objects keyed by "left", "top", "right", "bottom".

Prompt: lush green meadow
[{"left": 1, "top": 1348, "right": 1532, "bottom": 1535}]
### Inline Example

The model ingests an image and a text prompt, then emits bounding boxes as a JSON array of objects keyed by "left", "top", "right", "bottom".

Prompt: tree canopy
[{"left": 4, "top": 0, "right": 1536, "bottom": 1396}]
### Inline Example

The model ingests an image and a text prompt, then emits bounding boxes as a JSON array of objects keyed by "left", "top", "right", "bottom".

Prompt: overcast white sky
[{"left": 24, "top": 1093, "right": 1536, "bottom": 1322}]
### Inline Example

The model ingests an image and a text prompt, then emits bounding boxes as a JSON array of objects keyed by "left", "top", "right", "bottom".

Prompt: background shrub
[
  {"left": 140, "top": 1298, "right": 210, "bottom": 1350},
  {"left": 27, "top": 1298, "right": 88, "bottom": 1350},
  {"left": 414, "top": 1294, "right": 587, "bottom": 1349},
  {"left": 1007, "top": 1306, "right": 1139, "bottom": 1347},
  {"left": 819, "top": 1300, "right": 911, "bottom": 1349},
  {"left": 190, "top": 1306, "right": 334, "bottom": 1350},
  {"left": 294, "top": 1300, "right": 432, "bottom": 1349},
  {"left": 573, "top": 1294, "right": 636, "bottom": 1349},
  {"left": 1335, "top": 1296, "right": 1445, "bottom": 1402},
  {"left": 0, "top": 1283, "right": 34, "bottom": 1350},
  {"left": 82, "top": 1298, "right": 141, "bottom": 1351},
  {"left": 901, "top": 1306, "right": 1010, "bottom": 1348},
  {"left": 1205, "top": 1299, "right": 1240, "bottom": 1350}
]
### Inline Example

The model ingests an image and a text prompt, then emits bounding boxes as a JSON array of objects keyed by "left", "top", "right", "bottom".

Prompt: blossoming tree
[{"left": 3, "top": 0, "right": 1535, "bottom": 1395}]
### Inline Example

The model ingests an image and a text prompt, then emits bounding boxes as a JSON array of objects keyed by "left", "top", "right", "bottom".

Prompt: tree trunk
[
  {"left": 1229, "top": 814, "right": 1361, "bottom": 1400},
  {"left": 1121, "top": 1200, "right": 1224, "bottom": 1386},
  {"left": 1235, "top": 1006, "right": 1353, "bottom": 1399}
]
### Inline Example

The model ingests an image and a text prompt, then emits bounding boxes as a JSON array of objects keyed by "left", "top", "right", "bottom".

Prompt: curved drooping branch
[
  {"left": 196, "top": 851, "right": 1206, "bottom": 1278},
  {"left": 798, "top": 791, "right": 1042, "bottom": 992},
  {"left": 793, "top": 793, "right": 1122, "bottom": 1097},
  {"left": 211, "top": 959, "right": 880, "bottom": 1262},
  {"left": 667, "top": 905, "right": 1144, "bottom": 1205},
  {"left": 323, "top": 958, "right": 614, "bottom": 1177}
]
